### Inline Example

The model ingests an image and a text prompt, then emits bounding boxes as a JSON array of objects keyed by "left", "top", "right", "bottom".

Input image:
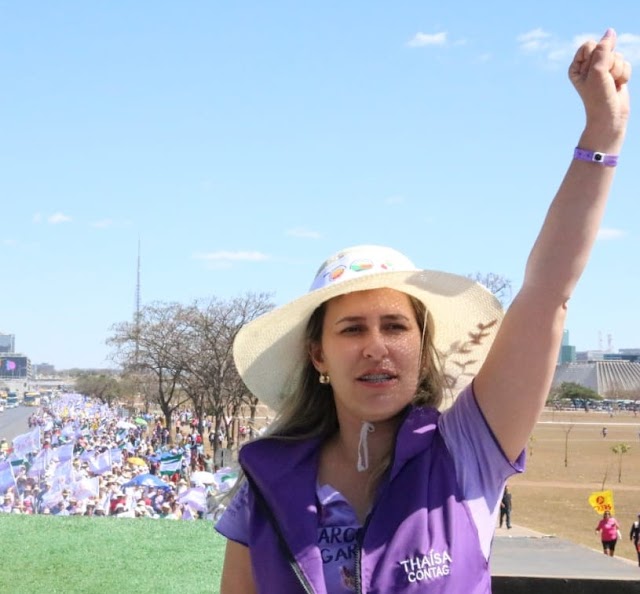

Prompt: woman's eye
[{"left": 341, "top": 326, "right": 363, "bottom": 334}]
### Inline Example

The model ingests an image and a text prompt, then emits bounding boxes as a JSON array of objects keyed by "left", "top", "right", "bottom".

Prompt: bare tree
[
  {"left": 467, "top": 272, "right": 512, "bottom": 307},
  {"left": 563, "top": 423, "right": 574, "bottom": 468},
  {"left": 178, "top": 293, "right": 273, "bottom": 456},
  {"left": 108, "top": 301, "right": 192, "bottom": 433}
]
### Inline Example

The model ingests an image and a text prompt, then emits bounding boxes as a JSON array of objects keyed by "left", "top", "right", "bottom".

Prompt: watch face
[{"left": 594, "top": 153, "right": 604, "bottom": 161}]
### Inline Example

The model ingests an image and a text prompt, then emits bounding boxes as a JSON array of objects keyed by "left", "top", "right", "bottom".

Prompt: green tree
[
  {"left": 74, "top": 373, "right": 122, "bottom": 407},
  {"left": 549, "top": 382, "right": 601, "bottom": 407},
  {"left": 611, "top": 443, "right": 631, "bottom": 483}
]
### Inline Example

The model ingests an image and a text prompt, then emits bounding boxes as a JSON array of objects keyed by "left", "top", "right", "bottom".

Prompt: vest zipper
[
  {"left": 353, "top": 407, "right": 407, "bottom": 594},
  {"left": 354, "top": 527, "right": 364, "bottom": 594},
  {"left": 245, "top": 473, "right": 316, "bottom": 594}
]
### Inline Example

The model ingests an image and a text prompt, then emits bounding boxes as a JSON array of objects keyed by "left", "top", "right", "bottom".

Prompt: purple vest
[{"left": 239, "top": 406, "right": 491, "bottom": 593}]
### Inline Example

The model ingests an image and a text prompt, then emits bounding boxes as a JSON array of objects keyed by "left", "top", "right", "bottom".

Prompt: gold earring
[{"left": 319, "top": 372, "right": 330, "bottom": 385}]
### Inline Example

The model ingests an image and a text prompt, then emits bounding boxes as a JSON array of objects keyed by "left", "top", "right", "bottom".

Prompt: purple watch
[{"left": 574, "top": 147, "right": 618, "bottom": 166}]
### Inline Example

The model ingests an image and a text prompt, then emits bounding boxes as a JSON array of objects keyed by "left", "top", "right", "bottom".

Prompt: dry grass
[{"left": 511, "top": 408, "right": 640, "bottom": 563}]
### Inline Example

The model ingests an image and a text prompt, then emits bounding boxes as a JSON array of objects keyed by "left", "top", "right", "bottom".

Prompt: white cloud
[
  {"left": 407, "top": 31, "right": 447, "bottom": 48},
  {"left": 385, "top": 195, "right": 405, "bottom": 205},
  {"left": 48, "top": 212, "right": 72, "bottom": 224},
  {"left": 518, "top": 30, "right": 640, "bottom": 67},
  {"left": 286, "top": 227, "right": 322, "bottom": 239},
  {"left": 597, "top": 228, "right": 626, "bottom": 241},
  {"left": 33, "top": 212, "right": 42, "bottom": 223},
  {"left": 193, "top": 250, "right": 270, "bottom": 262},
  {"left": 617, "top": 33, "right": 640, "bottom": 65},
  {"left": 517, "top": 28, "right": 552, "bottom": 53}
]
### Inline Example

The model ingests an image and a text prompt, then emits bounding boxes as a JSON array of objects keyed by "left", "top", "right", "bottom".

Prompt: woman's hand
[{"left": 569, "top": 28, "right": 631, "bottom": 142}]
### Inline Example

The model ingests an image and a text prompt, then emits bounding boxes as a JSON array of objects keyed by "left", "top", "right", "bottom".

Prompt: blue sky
[{"left": 2, "top": 1, "right": 640, "bottom": 369}]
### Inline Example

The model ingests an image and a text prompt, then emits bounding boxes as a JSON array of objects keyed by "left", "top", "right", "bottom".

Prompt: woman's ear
[{"left": 308, "top": 342, "right": 324, "bottom": 371}]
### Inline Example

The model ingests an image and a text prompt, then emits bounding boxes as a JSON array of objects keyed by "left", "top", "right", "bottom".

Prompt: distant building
[
  {"left": 553, "top": 360, "right": 640, "bottom": 397},
  {"left": 557, "top": 330, "right": 577, "bottom": 364},
  {"left": 0, "top": 333, "right": 15, "bottom": 354},
  {"left": 33, "top": 362, "right": 56, "bottom": 377},
  {"left": 618, "top": 349, "right": 640, "bottom": 363},
  {"left": 0, "top": 355, "right": 31, "bottom": 379},
  {"left": 576, "top": 350, "right": 607, "bottom": 362}
]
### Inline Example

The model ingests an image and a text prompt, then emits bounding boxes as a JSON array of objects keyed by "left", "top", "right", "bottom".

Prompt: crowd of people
[{"left": 0, "top": 394, "right": 236, "bottom": 520}]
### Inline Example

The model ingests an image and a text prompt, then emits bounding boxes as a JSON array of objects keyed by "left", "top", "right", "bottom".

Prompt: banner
[
  {"left": 53, "top": 460, "right": 75, "bottom": 481},
  {"left": 0, "top": 461, "right": 16, "bottom": 494},
  {"left": 73, "top": 477, "right": 100, "bottom": 501},
  {"left": 109, "top": 448, "right": 123, "bottom": 466},
  {"left": 213, "top": 467, "right": 238, "bottom": 493},
  {"left": 54, "top": 442, "right": 76, "bottom": 464},
  {"left": 588, "top": 490, "right": 615, "bottom": 515},
  {"left": 178, "top": 486, "right": 207, "bottom": 513},
  {"left": 87, "top": 450, "right": 112, "bottom": 475},
  {"left": 28, "top": 449, "right": 53, "bottom": 477},
  {"left": 159, "top": 454, "right": 182, "bottom": 475},
  {"left": 12, "top": 427, "right": 41, "bottom": 458}
]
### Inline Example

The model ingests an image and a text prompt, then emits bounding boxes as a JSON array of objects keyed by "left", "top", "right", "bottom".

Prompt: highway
[{"left": 0, "top": 405, "right": 33, "bottom": 441}]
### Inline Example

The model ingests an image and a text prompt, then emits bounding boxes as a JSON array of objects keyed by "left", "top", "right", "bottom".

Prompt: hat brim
[{"left": 234, "top": 268, "right": 503, "bottom": 412}]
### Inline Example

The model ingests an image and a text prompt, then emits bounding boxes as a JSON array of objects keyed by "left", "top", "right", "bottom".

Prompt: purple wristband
[{"left": 574, "top": 147, "right": 618, "bottom": 167}]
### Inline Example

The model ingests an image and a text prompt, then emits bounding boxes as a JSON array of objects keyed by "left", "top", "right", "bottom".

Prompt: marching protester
[{"left": 216, "top": 29, "right": 632, "bottom": 593}]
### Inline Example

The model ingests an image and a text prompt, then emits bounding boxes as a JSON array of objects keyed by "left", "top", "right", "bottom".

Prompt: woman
[
  {"left": 596, "top": 510, "right": 620, "bottom": 557},
  {"left": 216, "top": 29, "right": 631, "bottom": 593}
]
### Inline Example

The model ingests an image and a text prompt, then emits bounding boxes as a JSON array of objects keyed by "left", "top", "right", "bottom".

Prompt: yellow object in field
[{"left": 588, "top": 490, "right": 615, "bottom": 515}]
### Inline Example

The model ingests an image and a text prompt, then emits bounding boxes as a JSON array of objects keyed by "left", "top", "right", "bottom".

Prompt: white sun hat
[{"left": 233, "top": 245, "right": 503, "bottom": 412}]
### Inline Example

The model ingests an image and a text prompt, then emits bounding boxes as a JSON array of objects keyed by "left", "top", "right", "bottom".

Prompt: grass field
[
  {"left": 511, "top": 408, "right": 640, "bottom": 564},
  {"left": 2, "top": 409, "right": 639, "bottom": 592},
  {"left": 0, "top": 514, "right": 227, "bottom": 594}
]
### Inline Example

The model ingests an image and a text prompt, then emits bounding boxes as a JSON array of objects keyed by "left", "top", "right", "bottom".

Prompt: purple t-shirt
[{"left": 216, "top": 384, "right": 524, "bottom": 592}]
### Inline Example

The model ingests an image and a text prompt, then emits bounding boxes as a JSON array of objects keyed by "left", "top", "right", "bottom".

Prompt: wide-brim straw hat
[{"left": 233, "top": 245, "right": 504, "bottom": 412}]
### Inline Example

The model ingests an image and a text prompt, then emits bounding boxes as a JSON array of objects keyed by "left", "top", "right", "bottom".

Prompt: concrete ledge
[
  {"left": 491, "top": 527, "right": 639, "bottom": 593},
  {"left": 493, "top": 576, "right": 640, "bottom": 594}
]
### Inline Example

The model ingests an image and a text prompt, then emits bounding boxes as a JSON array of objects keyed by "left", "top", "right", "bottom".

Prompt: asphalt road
[{"left": 0, "top": 405, "right": 33, "bottom": 441}]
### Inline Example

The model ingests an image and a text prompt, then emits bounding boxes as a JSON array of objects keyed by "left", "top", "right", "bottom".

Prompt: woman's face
[{"left": 311, "top": 288, "right": 423, "bottom": 424}]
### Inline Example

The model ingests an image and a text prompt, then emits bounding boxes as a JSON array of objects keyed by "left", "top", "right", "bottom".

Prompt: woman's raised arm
[{"left": 475, "top": 28, "right": 632, "bottom": 461}]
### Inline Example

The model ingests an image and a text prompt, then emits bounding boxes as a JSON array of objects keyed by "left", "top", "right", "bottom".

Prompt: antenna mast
[{"left": 134, "top": 237, "right": 141, "bottom": 366}]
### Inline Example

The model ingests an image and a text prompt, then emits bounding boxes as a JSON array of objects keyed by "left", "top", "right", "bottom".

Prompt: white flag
[
  {"left": 178, "top": 486, "right": 207, "bottom": 513},
  {"left": 73, "top": 477, "right": 100, "bottom": 501},
  {"left": 12, "top": 428, "right": 41, "bottom": 458},
  {"left": 54, "top": 442, "right": 75, "bottom": 463},
  {"left": 88, "top": 450, "right": 112, "bottom": 475},
  {"left": 0, "top": 461, "right": 16, "bottom": 493}
]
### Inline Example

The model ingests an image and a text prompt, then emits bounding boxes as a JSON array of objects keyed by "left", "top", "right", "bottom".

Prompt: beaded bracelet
[{"left": 574, "top": 147, "right": 618, "bottom": 166}]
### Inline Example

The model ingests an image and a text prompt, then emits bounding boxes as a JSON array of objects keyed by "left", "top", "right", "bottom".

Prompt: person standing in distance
[
  {"left": 629, "top": 513, "right": 640, "bottom": 566},
  {"left": 500, "top": 485, "right": 513, "bottom": 530}
]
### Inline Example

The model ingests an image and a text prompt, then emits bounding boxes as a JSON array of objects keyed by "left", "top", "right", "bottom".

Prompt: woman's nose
[{"left": 362, "top": 330, "right": 389, "bottom": 359}]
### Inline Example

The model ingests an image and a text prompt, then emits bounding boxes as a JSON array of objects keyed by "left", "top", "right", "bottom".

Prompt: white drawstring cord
[{"left": 357, "top": 421, "right": 375, "bottom": 472}]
